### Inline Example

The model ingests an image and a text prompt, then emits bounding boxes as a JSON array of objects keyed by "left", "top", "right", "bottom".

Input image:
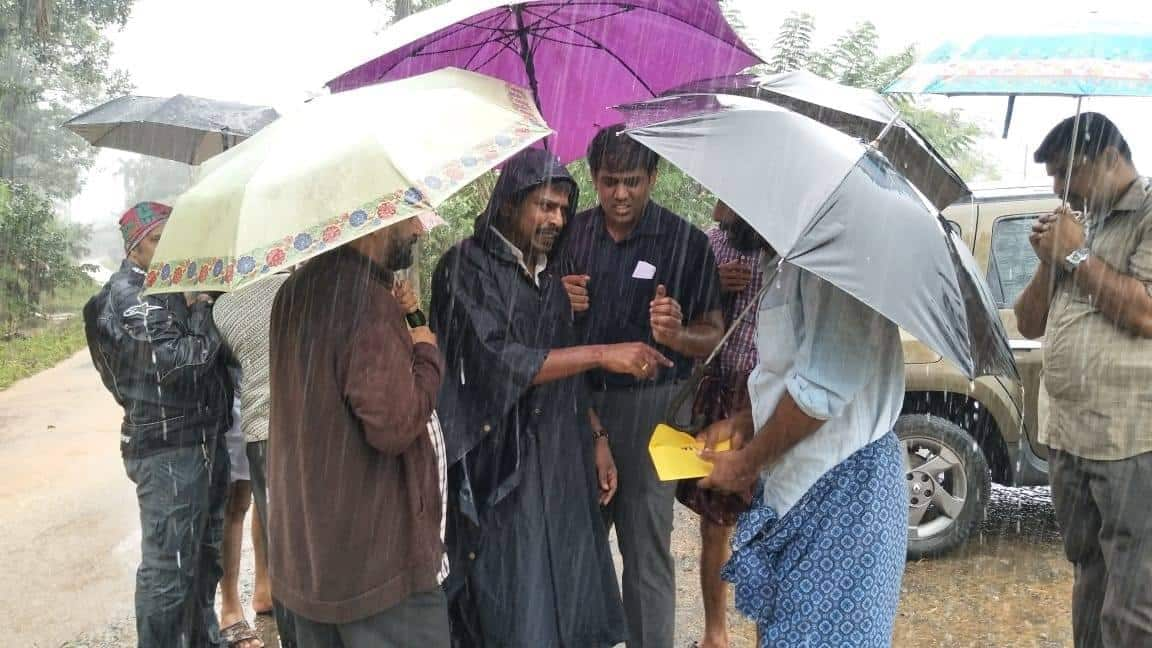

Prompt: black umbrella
[{"left": 64, "top": 94, "right": 279, "bottom": 165}]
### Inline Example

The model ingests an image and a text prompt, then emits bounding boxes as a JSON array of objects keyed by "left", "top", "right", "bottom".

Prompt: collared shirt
[
  {"left": 748, "top": 260, "right": 904, "bottom": 516},
  {"left": 491, "top": 227, "right": 547, "bottom": 287},
  {"left": 556, "top": 202, "right": 721, "bottom": 389},
  {"left": 214, "top": 273, "right": 288, "bottom": 443},
  {"left": 707, "top": 226, "right": 764, "bottom": 380},
  {"left": 1043, "top": 177, "right": 1152, "bottom": 460}
]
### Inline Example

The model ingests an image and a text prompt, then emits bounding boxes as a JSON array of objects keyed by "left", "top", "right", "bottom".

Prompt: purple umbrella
[{"left": 326, "top": 0, "right": 760, "bottom": 163}]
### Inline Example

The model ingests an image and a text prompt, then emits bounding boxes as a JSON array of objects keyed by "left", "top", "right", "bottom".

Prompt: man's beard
[
  {"left": 384, "top": 236, "right": 418, "bottom": 271},
  {"left": 722, "top": 219, "right": 766, "bottom": 252}
]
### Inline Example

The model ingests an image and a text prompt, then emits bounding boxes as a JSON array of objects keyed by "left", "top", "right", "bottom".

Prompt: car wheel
[{"left": 896, "top": 413, "right": 991, "bottom": 559}]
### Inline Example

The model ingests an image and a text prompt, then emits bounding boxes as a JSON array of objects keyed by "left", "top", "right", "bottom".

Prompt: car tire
[{"left": 897, "top": 413, "right": 991, "bottom": 559}]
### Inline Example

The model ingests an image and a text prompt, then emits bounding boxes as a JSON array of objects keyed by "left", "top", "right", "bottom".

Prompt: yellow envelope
[{"left": 648, "top": 424, "right": 731, "bottom": 481}]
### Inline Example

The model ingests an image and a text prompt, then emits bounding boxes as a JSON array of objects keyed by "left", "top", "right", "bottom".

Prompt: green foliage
[
  {"left": 369, "top": 0, "right": 451, "bottom": 23},
  {"left": 0, "top": 315, "right": 88, "bottom": 390},
  {"left": 757, "top": 11, "right": 998, "bottom": 182},
  {"left": 0, "top": 179, "right": 94, "bottom": 333},
  {"left": 767, "top": 12, "right": 815, "bottom": 74},
  {"left": 0, "top": 0, "right": 135, "bottom": 199}
]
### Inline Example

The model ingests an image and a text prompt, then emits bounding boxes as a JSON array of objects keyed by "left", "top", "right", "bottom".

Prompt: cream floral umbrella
[{"left": 142, "top": 67, "right": 550, "bottom": 294}]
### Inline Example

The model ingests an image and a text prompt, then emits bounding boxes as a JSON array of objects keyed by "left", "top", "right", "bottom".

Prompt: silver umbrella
[
  {"left": 619, "top": 94, "right": 1015, "bottom": 380},
  {"left": 64, "top": 94, "right": 279, "bottom": 165},
  {"left": 634, "top": 70, "right": 969, "bottom": 211}
]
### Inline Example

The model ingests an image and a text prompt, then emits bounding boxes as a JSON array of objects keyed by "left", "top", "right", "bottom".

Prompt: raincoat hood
[{"left": 475, "top": 148, "right": 578, "bottom": 251}]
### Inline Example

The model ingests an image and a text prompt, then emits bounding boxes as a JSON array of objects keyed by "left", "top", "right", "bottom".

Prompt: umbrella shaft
[
  {"left": 512, "top": 5, "right": 546, "bottom": 128},
  {"left": 1061, "top": 96, "right": 1083, "bottom": 208}
]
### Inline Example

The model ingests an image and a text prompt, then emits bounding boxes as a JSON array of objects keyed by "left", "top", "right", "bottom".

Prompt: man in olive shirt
[{"left": 1015, "top": 113, "right": 1152, "bottom": 648}]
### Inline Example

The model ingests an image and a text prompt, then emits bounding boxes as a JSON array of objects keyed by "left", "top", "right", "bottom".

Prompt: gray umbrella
[
  {"left": 619, "top": 94, "right": 1015, "bottom": 380},
  {"left": 644, "top": 70, "right": 969, "bottom": 211},
  {"left": 63, "top": 94, "right": 279, "bottom": 165}
]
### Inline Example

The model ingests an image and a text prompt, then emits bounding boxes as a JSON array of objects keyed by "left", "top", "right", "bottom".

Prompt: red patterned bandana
[{"left": 119, "top": 202, "right": 172, "bottom": 252}]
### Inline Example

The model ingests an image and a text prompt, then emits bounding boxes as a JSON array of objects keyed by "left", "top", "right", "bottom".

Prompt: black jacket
[{"left": 84, "top": 259, "right": 233, "bottom": 457}]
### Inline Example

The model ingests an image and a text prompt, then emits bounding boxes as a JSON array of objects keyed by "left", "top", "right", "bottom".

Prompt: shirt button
[
  {"left": 468, "top": 552, "right": 476, "bottom": 560},
  {"left": 482, "top": 424, "right": 491, "bottom": 433}
]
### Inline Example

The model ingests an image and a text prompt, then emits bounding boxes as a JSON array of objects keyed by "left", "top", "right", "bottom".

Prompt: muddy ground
[
  {"left": 64, "top": 488, "right": 1073, "bottom": 648},
  {"left": 670, "top": 485, "right": 1071, "bottom": 648}
]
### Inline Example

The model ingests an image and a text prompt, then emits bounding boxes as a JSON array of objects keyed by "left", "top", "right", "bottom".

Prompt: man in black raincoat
[{"left": 430, "top": 148, "right": 671, "bottom": 647}]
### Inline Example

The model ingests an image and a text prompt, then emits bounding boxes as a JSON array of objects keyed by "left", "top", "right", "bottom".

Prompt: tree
[
  {"left": 767, "top": 12, "right": 815, "bottom": 75},
  {"left": 0, "top": 0, "right": 135, "bottom": 199},
  {"left": 0, "top": 179, "right": 94, "bottom": 332},
  {"left": 369, "top": 0, "right": 451, "bottom": 24},
  {"left": 0, "top": 0, "right": 135, "bottom": 331},
  {"left": 752, "top": 10, "right": 998, "bottom": 182}
]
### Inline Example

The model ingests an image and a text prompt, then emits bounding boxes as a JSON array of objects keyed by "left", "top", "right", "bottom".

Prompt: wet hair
[
  {"left": 586, "top": 124, "right": 660, "bottom": 177},
  {"left": 1034, "top": 112, "right": 1132, "bottom": 165}
]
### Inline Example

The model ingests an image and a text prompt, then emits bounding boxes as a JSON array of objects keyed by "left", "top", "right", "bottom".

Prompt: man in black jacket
[{"left": 84, "top": 201, "right": 234, "bottom": 648}]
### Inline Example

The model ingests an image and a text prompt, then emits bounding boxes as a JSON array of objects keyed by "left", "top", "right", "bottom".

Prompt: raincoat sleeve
[
  {"left": 110, "top": 282, "right": 223, "bottom": 385},
  {"left": 344, "top": 293, "right": 443, "bottom": 456},
  {"left": 430, "top": 246, "right": 548, "bottom": 426},
  {"left": 785, "top": 270, "right": 897, "bottom": 421}
]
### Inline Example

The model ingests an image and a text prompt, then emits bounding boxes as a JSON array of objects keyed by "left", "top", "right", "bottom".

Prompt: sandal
[{"left": 221, "top": 620, "right": 264, "bottom": 648}]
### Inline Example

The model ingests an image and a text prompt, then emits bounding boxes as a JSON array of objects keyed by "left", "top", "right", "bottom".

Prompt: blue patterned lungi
[{"left": 722, "top": 431, "right": 908, "bottom": 647}]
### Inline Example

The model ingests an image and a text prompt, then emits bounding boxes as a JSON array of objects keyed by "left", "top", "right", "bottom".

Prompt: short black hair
[
  {"left": 586, "top": 124, "right": 660, "bottom": 177},
  {"left": 1034, "top": 112, "right": 1132, "bottom": 165}
]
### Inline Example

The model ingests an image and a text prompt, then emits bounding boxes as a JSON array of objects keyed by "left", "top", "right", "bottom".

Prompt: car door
[{"left": 978, "top": 197, "right": 1059, "bottom": 460}]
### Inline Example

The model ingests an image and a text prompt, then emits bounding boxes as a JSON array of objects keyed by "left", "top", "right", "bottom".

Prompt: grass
[
  {"left": 0, "top": 279, "right": 99, "bottom": 391},
  {"left": 0, "top": 317, "right": 87, "bottom": 390}
]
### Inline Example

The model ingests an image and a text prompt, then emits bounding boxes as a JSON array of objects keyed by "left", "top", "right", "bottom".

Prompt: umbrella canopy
[
  {"left": 64, "top": 94, "right": 279, "bottom": 165},
  {"left": 637, "top": 70, "right": 969, "bottom": 210},
  {"left": 619, "top": 94, "right": 1016, "bottom": 380},
  {"left": 886, "top": 16, "right": 1152, "bottom": 136},
  {"left": 325, "top": 0, "right": 760, "bottom": 163},
  {"left": 142, "top": 68, "right": 552, "bottom": 295}
]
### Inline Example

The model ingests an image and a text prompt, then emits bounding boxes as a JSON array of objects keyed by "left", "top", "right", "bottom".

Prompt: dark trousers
[
  {"left": 1050, "top": 449, "right": 1152, "bottom": 648},
  {"left": 591, "top": 382, "right": 681, "bottom": 648},
  {"left": 247, "top": 439, "right": 299, "bottom": 647},
  {"left": 124, "top": 438, "right": 229, "bottom": 648},
  {"left": 291, "top": 589, "right": 451, "bottom": 648}
]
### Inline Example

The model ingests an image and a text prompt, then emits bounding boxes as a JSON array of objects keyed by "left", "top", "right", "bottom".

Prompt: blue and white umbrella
[{"left": 887, "top": 14, "right": 1152, "bottom": 200}]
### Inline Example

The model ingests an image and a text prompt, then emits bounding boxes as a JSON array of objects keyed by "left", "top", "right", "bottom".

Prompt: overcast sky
[{"left": 67, "top": 0, "right": 1152, "bottom": 224}]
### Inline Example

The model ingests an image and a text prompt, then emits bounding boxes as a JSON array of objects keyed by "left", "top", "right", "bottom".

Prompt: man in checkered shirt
[{"left": 687, "top": 200, "right": 772, "bottom": 648}]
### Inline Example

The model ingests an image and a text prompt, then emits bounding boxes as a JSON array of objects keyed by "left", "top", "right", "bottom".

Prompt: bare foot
[{"left": 252, "top": 587, "right": 273, "bottom": 616}]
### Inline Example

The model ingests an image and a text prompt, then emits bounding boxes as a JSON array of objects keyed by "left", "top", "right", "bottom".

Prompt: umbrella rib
[
  {"left": 532, "top": 1, "right": 761, "bottom": 61},
  {"left": 525, "top": 8, "right": 656, "bottom": 96},
  {"left": 525, "top": 30, "right": 602, "bottom": 50},
  {"left": 363, "top": 11, "right": 512, "bottom": 79},
  {"left": 463, "top": 32, "right": 522, "bottom": 72},
  {"left": 520, "top": 4, "right": 632, "bottom": 34}
]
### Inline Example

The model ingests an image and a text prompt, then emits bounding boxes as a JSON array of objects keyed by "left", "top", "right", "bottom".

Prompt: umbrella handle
[
  {"left": 663, "top": 261, "right": 780, "bottom": 432},
  {"left": 869, "top": 113, "right": 901, "bottom": 148}
]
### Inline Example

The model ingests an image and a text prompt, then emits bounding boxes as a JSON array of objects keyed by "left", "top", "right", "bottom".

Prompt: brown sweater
[{"left": 268, "top": 246, "right": 444, "bottom": 624}]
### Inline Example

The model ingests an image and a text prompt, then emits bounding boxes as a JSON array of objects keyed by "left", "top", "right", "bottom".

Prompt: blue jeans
[{"left": 124, "top": 438, "right": 229, "bottom": 648}]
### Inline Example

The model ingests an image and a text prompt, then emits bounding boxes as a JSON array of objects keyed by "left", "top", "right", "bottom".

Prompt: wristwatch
[
  {"left": 592, "top": 427, "right": 609, "bottom": 442},
  {"left": 1063, "top": 247, "right": 1090, "bottom": 273},
  {"left": 405, "top": 309, "right": 428, "bottom": 329}
]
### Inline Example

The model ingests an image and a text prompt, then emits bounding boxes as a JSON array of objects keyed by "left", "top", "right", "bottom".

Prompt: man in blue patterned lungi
[{"left": 699, "top": 252, "right": 908, "bottom": 647}]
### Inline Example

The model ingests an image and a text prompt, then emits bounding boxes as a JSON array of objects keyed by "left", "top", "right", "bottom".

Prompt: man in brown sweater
[{"left": 268, "top": 214, "right": 448, "bottom": 647}]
